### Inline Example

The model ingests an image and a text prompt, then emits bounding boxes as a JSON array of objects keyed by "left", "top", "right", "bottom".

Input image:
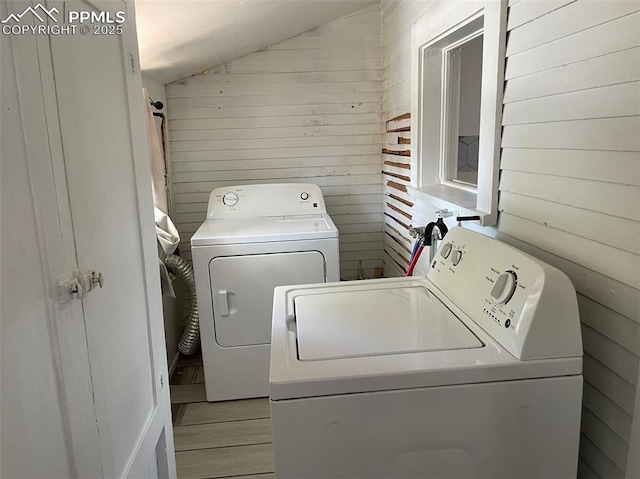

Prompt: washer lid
[
  {"left": 294, "top": 286, "right": 483, "bottom": 361},
  {"left": 191, "top": 214, "right": 338, "bottom": 246}
]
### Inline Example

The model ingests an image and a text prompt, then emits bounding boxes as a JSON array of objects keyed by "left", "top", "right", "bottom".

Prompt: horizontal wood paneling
[
  {"left": 506, "top": 0, "right": 574, "bottom": 31},
  {"left": 170, "top": 112, "right": 382, "bottom": 131},
  {"left": 169, "top": 92, "right": 381, "bottom": 109},
  {"left": 579, "top": 434, "right": 625, "bottom": 479},
  {"left": 503, "top": 47, "right": 640, "bottom": 103},
  {"left": 171, "top": 134, "right": 382, "bottom": 152},
  {"left": 499, "top": 2, "right": 640, "bottom": 476},
  {"left": 500, "top": 148, "right": 640, "bottom": 186},
  {"left": 505, "top": 11, "right": 640, "bottom": 80},
  {"left": 578, "top": 296, "right": 640, "bottom": 354},
  {"left": 506, "top": 1, "right": 638, "bottom": 56},
  {"left": 168, "top": 80, "right": 382, "bottom": 99},
  {"left": 173, "top": 156, "right": 381, "bottom": 174},
  {"left": 170, "top": 102, "right": 381, "bottom": 120},
  {"left": 172, "top": 165, "right": 381, "bottom": 183},
  {"left": 500, "top": 170, "right": 639, "bottom": 221},
  {"left": 501, "top": 117, "right": 640, "bottom": 152},
  {"left": 167, "top": 6, "right": 384, "bottom": 278},
  {"left": 172, "top": 145, "right": 382, "bottom": 162},
  {"left": 583, "top": 382, "right": 633, "bottom": 443},
  {"left": 581, "top": 325, "right": 638, "bottom": 386},
  {"left": 584, "top": 355, "right": 637, "bottom": 417},
  {"left": 498, "top": 192, "right": 640, "bottom": 254},
  {"left": 502, "top": 82, "right": 640, "bottom": 125},
  {"left": 582, "top": 407, "right": 629, "bottom": 470},
  {"left": 578, "top": 459, "right": 600, "bottom": 479},
  {"left": 498, "top": 213, "right": 639, "bottom": 289}
]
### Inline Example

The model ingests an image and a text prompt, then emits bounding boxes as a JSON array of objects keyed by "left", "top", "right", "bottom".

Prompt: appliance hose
[
  {"left": 406, "top": 244, "right": 424, "bottom": 277},
  {"left": 163, "top": 254, "right": 200, "bottom": 355},
  {"left": 409, "top": 239, "right": 421, "bottom": 262}
]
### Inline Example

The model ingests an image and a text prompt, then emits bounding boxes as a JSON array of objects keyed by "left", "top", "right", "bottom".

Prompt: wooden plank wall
[
  {"left": 166, "top": 6, "right": 384, "bottom": 280},
  {"left": 381, "top": 0, "right": 640, "bottom": 477},
  {"left": 383, "top": 113, "right": 413, "bottom": 274}
]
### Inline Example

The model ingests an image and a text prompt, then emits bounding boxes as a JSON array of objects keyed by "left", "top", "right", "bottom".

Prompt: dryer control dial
[
  {"left": 491, "top": 271, "right": 518, "bottom": 304},
  {"left": 222, "top": 192, "right": 238, "bottom": 206},
  {"left": 300, "top": 192, "right": 309, "bottom": 200}
]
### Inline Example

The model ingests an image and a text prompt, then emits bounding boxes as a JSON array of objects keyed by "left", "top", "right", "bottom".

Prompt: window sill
[{"left": 407, "top": 184, "right": 496, "bottom": 225}]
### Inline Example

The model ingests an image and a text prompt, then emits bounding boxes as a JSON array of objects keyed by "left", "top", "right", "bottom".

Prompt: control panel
[
  {"left": 427, "top": 227, "right": 581, "bottom": 360},
  {"left": 206, "top": 183, "right": 327, "bottom": 219}
]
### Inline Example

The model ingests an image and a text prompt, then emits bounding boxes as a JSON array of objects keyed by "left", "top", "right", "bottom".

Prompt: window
[{"left": 410, "top": 0, "right": 507, "bottom": 225}]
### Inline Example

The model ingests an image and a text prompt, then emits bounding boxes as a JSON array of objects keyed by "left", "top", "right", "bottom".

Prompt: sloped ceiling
[{"left": 135, "top": 0, "right": 378, "bottom": 84}]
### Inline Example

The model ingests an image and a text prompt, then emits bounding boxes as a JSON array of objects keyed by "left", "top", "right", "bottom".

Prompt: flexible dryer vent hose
[{"left": 163, "top": 254, "right": 200, "bottom": 355}]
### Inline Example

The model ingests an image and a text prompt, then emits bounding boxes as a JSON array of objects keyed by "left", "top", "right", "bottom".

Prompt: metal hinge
[{"left": 57, "top": 270, "right": 104, "bottom": 306}]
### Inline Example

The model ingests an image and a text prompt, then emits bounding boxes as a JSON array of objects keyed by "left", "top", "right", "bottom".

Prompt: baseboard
[{"left": 168, "top": 350, "right": 181, "bottom": 378}]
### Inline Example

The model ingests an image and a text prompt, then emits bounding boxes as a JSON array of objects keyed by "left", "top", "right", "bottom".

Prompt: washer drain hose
[{"left": 163, "top": 254, "right": 200, "bottom": 355}]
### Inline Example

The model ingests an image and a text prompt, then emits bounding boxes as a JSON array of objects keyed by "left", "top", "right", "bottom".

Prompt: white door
[
  {"left": 210, "top": 251, "right": 326, "bottom": 346},
  {"left": 4, "top": 0, "right": 176, "bottom": 477}
]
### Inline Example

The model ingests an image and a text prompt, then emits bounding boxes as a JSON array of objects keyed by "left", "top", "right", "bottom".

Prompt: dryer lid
[
  {"left": 294, "top": 286, "right": 483, "bottom": 361},
  {"left": 191, "top": 214, "right": 338, "bottom": 246}
]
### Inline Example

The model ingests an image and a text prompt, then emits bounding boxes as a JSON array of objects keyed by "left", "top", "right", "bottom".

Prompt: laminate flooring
[{"left": 170, "top": 353, "right": 275, "bottom": 479}]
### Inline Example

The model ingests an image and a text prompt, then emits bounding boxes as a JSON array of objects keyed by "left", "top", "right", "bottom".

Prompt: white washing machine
[
  {"left": 270, "top": 227, "right": 583, "bottom": 478},
  {"left": 192, "top": 183, "right": 339, "bottom": 401}
]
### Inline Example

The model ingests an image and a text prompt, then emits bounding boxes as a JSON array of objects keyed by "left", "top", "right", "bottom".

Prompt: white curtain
[{"left": 143, "top": 88, "right": 180, "bottom": 295}]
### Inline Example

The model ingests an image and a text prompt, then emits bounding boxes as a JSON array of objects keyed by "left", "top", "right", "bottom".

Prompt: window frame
[{"left": 410, "top": 0, "right": 507, "bottom": 226}]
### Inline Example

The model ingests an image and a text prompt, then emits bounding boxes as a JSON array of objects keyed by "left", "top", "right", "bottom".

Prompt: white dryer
[
  {"left": 192, "top": 183, "right": 339, "bottom": 401},
  {"left": 270, "top": 227, "right": 583, "bottom": 478}
]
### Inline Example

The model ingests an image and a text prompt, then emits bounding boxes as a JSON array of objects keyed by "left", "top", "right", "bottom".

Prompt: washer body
[
  {"left": 192, "top": 183, "right": 339, "bottom": 401},
  {"left": 270, "top": 227, "right": 583, "bottom": 478}
]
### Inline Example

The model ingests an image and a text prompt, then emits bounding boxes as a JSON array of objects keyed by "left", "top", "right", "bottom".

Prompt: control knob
[
  {"left": 222, "top": 192, "right": 238, "bottom": 206},
  {"left": 490, "top": 271, "right": 517, "bottom": 304},
  {"left": 440, "top": 242, "right": 453, "bottom": 259},
  {"left": 451, "top": 249, "right": 463, "bottom": 266},
  {"left": 300, "top": 192, "right": 309, "bottom": 200}
]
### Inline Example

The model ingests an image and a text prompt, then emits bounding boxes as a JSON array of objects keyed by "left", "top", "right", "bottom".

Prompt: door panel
[
  {"left": 210, "top": 251, "right": 326, "bottom": 346},
  {"left": 46, "top": 0, "right": 174, "bottom": 476}
]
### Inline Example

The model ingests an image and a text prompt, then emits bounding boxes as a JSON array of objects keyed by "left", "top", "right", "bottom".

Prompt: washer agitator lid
[{"left": 294, "top": 286, "right": 482, "bottom": 361}]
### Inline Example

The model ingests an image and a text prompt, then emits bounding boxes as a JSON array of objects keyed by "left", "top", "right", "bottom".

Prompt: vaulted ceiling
[{"left": 135, "top": 0, "right": 378, "bottom": 84}]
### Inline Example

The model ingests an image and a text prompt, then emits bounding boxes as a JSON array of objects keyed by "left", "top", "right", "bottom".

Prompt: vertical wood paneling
[
  {"left": 166, "top": 6, "right": 383, "bottom": 280},
  {"left": 382, "top": 0, "right": 640, "bottom": 477}
]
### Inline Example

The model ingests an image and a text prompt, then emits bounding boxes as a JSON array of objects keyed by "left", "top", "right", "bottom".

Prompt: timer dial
[
  {"left": 440, "top": 243, "right": 453, "bottom": 259},
  {"left": 300, "top": 192, "right": 309, "bottom": 200},
  {"left": 222, "top": 192, "right": 238, "bottom": 206},
  {"left": 491, "top": 271, "right": 518, "bottom": 304},
  {"left": 451, "top": 249, "right": 463, "bottom": 266}
]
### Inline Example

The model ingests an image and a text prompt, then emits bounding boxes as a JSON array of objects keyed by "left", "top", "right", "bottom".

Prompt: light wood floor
[{"left": 170, "top": 354, "right": 275, "bottom": 479}]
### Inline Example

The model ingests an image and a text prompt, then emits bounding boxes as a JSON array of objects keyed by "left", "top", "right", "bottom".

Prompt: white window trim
[{"left": 410, "top": 0, "right": 507, "bottom": 226}]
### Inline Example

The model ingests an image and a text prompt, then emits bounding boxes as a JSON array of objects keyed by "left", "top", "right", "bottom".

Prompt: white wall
[
  {"left": 165, "top": 5, "right": 384, "bottom": 280},
  {"left": 381, "top": 1, "right": 640, "bottom": 477}
]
